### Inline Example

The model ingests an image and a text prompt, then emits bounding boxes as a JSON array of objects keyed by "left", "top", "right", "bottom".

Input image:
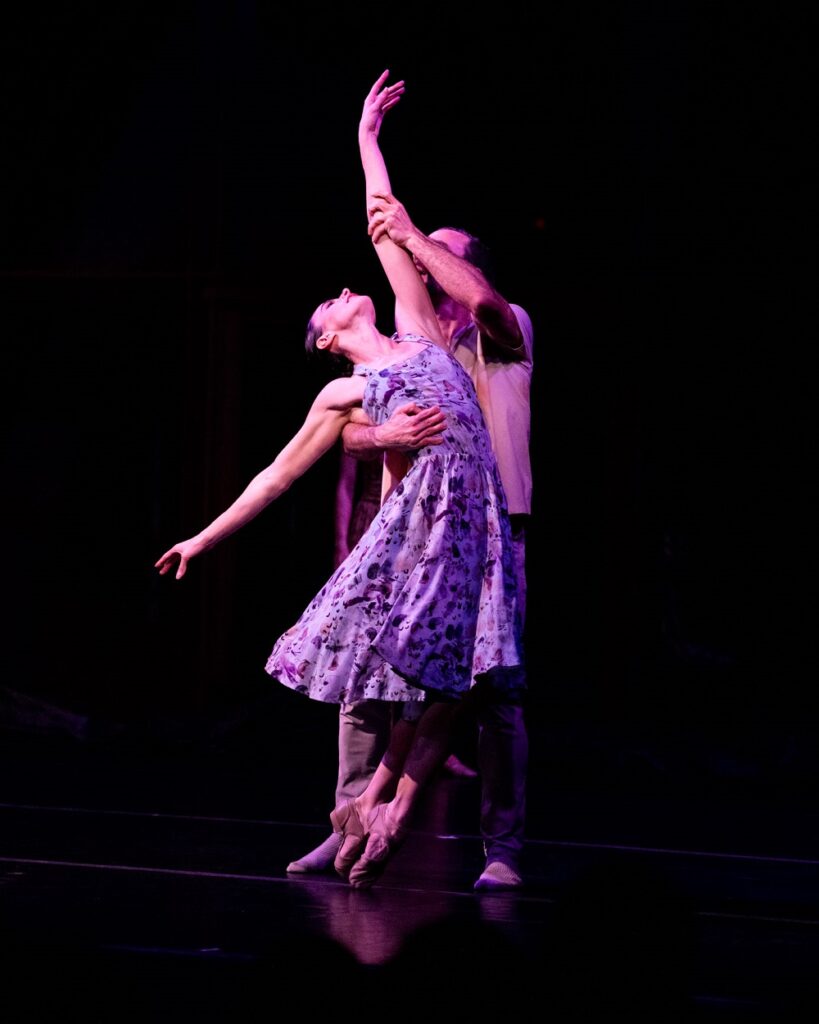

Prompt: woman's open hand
[
  {"left": 155, "top": 538, "right": 203, "bottom": 581},
  {"left": 359, "top": 69, "right": 405, "bottom": 138}
]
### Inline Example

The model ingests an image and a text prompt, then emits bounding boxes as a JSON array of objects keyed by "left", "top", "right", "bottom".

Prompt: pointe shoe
[
  {"left": 348, "top": 804, "right": 406, "bottom": 890},
  {"left": 329, "top": 799, "right": 367, "bottom": 879}
]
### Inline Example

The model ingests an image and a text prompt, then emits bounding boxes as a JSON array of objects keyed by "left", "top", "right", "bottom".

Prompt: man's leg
[
  {"left": 286, "top": 700, "right": 393, "bottom": 873},
  {"left": 336, "top": 700, "right": 395, "bottom": 802},
  {"left": 474, "top": 518, "right": 528, "bottom": 891},
  {"left": 474, "top": 692, "right": 528, "bottom": 890}
]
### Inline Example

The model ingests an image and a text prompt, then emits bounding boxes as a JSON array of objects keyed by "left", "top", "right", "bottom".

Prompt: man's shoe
[
  {"left": 286, "top": 832, "right": 343, "bottom": 874},
  {"left": 473, "top": 861, "right": 523, "bottom": 892}
]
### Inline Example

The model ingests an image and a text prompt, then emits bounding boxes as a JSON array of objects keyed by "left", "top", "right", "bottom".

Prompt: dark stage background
[{"left": 1, "top": 4, "right": 813, "bottom": 806}]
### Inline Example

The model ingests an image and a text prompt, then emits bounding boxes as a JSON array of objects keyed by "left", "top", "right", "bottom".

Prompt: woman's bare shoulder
[{"left": 315, "top": 374, "right": 367, "bottom": 411}]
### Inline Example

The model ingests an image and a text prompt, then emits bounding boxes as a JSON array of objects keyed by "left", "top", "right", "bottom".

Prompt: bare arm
[
  {"left": 156, "top": 376, "right": 365, "bottom": 579},
  {"left": 369, "top": 195, "right": 525, "bottom": 360},
  {"left": 358, "top": 72, "right": 443, "bottom": 346},
  {"left": 341, "top": 402, "right": 446, "bottom": 458},
  {"left": 406, "top": 233, "right": 524, "bottom": 359}
]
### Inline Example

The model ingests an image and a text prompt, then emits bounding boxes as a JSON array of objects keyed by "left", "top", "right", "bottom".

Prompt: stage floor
[{"left": 2, "top": 731, "right": 819, "bottom": 1021}]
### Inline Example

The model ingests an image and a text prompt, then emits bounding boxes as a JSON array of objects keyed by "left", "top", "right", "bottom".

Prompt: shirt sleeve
[{"left": 510, "top": 304, "right": 534, "bottom": 365}]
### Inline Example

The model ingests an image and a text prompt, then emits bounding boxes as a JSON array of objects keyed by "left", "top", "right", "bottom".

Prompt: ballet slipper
[
  {"left": 348, "top": 804, "right": 406, "bottom": 890},
  {"left": 329, "top": 799, "right": 368, "bottom": 879}
]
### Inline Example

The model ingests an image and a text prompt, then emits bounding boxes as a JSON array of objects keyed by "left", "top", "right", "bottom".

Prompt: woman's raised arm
[{"left": 358, "top": 72, "right": 443, "bottom": 346}]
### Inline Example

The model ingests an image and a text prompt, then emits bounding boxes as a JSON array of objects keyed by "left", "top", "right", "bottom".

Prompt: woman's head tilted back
[
  {"left": 304, "top": 288, "right": 375, "bottom": 364},
  {"left": 304, "top": 316, "right": 325, "bottom": 357}
]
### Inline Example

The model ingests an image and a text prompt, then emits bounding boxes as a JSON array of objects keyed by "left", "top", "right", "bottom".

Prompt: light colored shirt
[{"left": 450, "top": 304, "right": 533, "bottom": 515}]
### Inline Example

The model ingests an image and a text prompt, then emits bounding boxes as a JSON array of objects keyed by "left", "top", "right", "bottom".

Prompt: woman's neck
[{"left": 345, "top": 324, "right": 404, "bottom": 367}]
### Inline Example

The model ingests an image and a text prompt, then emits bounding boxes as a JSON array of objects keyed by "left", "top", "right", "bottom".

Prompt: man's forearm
[
  {"left": 341, "top": 420, "right": 384, "bottom": 460},
  {"left": 403, "top": 231, "right": 524, "bottom": 357},
  {"left": 404, "top": 231, "right": 489, "bottom": 310},
  {"left": 343, "top": 402, "right": 446, "bottom": 456}
]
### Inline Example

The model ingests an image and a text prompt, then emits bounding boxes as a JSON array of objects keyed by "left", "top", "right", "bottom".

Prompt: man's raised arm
[{"left": 369, "top": 194, "right": 525, "bottom": 360}]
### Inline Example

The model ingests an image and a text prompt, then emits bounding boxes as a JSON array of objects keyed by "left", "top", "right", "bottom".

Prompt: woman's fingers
[
  {"left": 155, "top": 549, "right": 176, "bottom": 571},
  {"left": 378, "top": 79, "right": 404, "bottom": 97},
  {"left": 374, "top": 78, "right": 404, "bottom": 111},
  {"left": 381, "top": 83, "right": 404, "bottom": 101},
  {"left": 367, "top": 69, "right": 391, "bottom": 100},
  {"left": 155, "top": 547, "right": 186, "bottom": 578}
]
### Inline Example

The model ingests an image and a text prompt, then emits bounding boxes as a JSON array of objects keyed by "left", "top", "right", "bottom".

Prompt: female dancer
[{"left": 156, "top": 73, "right": 522, "bottom": 887}]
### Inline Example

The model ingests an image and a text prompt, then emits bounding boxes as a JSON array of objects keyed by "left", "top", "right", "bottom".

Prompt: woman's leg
[
  {"left": 331, "top": 711, "right": 418, "bottom": 878},
  {"left": 388, "top": 702, "right": 459, "bottom": 827},
  {"left": 351, "top": 716, "right": 417, "bottom": 825},
  {"left": 348, "top": 701, "right": 460, "bottom": 888}
]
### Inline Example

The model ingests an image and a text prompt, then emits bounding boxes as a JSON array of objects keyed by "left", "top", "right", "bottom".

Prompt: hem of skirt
[
  {"left": 264, "top": 649, "right": 525, "bottom": 704},
  {"left": 371, "top": 637, "right": 525, "bottom": 699},
  {"left": 264, "top": 663, "right": 427, "bottom": 704}
]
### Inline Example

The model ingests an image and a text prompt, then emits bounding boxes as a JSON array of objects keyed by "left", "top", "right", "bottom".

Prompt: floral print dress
[{"left": 265, "top": 337, "right": 522, "bottom": 704}]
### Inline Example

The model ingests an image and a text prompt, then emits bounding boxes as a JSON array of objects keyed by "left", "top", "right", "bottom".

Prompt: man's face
[{"left": 414, "top": 228, "right": 471, "bottom": 296}]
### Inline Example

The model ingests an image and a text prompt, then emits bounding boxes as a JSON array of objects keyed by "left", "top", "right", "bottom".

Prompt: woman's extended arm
[
  {"left": 359, "top": 72, "right": 443, "bottom": 346},
  {"left": 156, "top": 375, "right": 365, "bottom": 579}
]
